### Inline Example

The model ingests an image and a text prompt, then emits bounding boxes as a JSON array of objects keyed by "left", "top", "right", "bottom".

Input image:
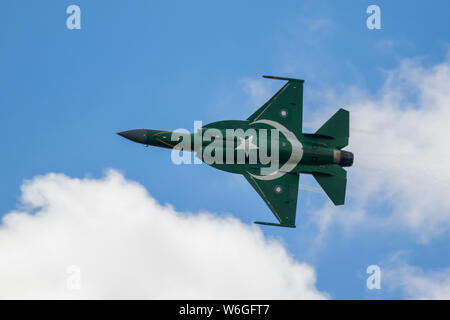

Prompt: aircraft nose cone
[{"left": 117, "top": 129, "right": 148, "bottom": 145}]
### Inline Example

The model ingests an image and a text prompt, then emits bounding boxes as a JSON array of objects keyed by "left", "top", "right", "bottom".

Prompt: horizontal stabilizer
[
  {"left": 315, "top": 108, "right": 349, "bottom": 149},
  {"left": 312, "top": 165, "right": 347, "bottom": 205}
]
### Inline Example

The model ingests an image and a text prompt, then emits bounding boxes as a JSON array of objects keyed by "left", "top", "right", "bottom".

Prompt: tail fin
[
  {"left": 312, "top": 165, "right": 347, "bottom": 205},
  {"left": 315, "top": 108, "right": 349, "bottom": 149}
]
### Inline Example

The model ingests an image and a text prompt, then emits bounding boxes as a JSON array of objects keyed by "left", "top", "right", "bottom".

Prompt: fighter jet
[{"left": 118, "top": 76, "right": 353, "bottom": 228}]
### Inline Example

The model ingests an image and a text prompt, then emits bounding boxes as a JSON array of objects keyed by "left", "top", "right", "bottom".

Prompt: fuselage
[{"left": 118, "top": 119, "right": 353, "bottom": 178}]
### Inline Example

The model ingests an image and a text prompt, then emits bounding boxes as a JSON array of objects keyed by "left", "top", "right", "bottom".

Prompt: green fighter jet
[{"left": 118, "top": 76, "right": 354, "bottom": 228}]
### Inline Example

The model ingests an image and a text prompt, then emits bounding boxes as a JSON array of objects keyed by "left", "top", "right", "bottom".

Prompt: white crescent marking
[{"left": 248, "top": 119, "right": 303, "bottom": 181}]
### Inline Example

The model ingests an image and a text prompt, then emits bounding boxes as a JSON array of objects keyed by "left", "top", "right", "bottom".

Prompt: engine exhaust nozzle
[{"left": 334, "top": 150, "right": 354, "bottom": 167}]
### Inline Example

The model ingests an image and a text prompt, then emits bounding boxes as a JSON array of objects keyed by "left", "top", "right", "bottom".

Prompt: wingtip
[
  {"left": 253, "top": 221, "right": 296, "bottom": 228},
  {"left": 262, "top": 75, "right": 305, "bottom": 83}
]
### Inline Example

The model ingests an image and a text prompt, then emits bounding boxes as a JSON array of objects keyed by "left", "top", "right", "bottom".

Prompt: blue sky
[{"left": 1, "top": 0, "right": 450, "bottom": 299}]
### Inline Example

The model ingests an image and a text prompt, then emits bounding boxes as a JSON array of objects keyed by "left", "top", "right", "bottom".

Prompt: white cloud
[
  {"left": 309, "top": 55, "right": 450, "bottom": 242},
  {"left": 382, "top": 254, "right": 450, "bottom": 299},
  {"left": 394, "top": 267, "right": 450, "bottom": 299},
  {"left": 0, "top": 170, "right": 326, "bottom": 299},
  {"left": 240, "top": 77, "right": 275, "bottom": 111},
  {"left": 307, "top": 18, "right": 336, "bottom": 33}
]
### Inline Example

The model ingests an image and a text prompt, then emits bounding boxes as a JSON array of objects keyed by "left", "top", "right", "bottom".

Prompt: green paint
[{"left": 118, "top": 76, "right": 353, "bottom": 228}]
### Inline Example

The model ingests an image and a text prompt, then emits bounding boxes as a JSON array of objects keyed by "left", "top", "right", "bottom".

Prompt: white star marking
[{"left": 236, "top": 136, "right": 259, "bottom": 157}]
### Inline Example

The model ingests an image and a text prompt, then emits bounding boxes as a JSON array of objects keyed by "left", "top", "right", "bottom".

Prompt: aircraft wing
[
  {"left": 244, "top": 172, "right": 299, "bottom": 228},
  {"left": 247, "top": 75, "right": 304, "bottom": 139}
]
